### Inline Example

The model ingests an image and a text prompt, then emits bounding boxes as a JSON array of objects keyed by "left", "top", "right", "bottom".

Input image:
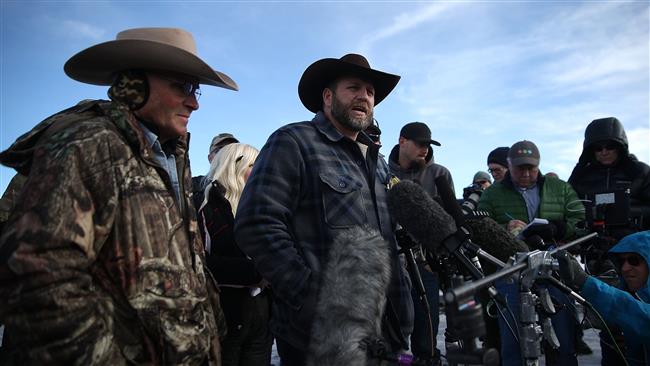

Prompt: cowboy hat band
[
  {"left": 64, "top": 27, "right": 238, "bottom": 91},
  {"left": 298, "top": 53, "right": 400, "bottom": 113}
]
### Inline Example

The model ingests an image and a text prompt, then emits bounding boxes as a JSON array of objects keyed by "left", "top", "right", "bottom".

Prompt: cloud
[
  {"left": 62, "top": 20, "right": 106, "bottom": 40},
  {"left": 627, "top": 127, "right": 650, "bottom": 163},
  {"left": 359, "top": 2, "right": 458, "bottom": 54}
]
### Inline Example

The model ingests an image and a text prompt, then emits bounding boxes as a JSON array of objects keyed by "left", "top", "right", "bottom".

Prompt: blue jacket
[
  {"left": 581, "top": 230, "right": 650, "bottom": 365},
  {"left": 234, "top": 112, "right": 413, "bottom": 350}
]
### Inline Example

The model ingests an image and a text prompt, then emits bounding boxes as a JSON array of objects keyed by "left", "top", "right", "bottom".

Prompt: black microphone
[
  {"left": 307, "top": 226, "right": 391, "bottom": 366},
  {"left": 433, "top": 176, "right": 529, "bottom": 272},
  {"left": 387, "top": 180, "right": 456, "bottom": 252},
  {"left": 463, "top": 217, "right": 530, "bottom": 273}
]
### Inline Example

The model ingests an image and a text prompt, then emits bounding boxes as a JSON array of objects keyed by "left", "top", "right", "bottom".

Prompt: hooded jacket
[
  {"left": 580, "top": 230, "right": 650, "bottom": 365},
  {"left": 0, "top": 100, "right": 223, "bottom": 365},
  {"left": 568, "top": 117, "right": 650, "bottom": 230},
  {"left": 388, "top": 144, "right": 455, "bottom": 198}
]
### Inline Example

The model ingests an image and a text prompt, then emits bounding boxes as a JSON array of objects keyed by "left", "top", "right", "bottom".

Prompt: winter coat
[
  {"left": 200, "top": 180, "right": 266, "bottom": 326},
  {"left": 388, "top": 144, "right": 455, "bottom": 198},
  {"left": 0, "top": 100, "right": 223, "bottom": 365},
  {"left": 568, "top": 117, "right": 650, "bottom": 230},
  {"left": 234, "top": 112, "right": 414, "bottom": 350},
  {"left": 478, "top": 173, "right": 584, "bottom": 240},
  {"left": 581, "top": 230, "right": 650, "bottom": 365}
]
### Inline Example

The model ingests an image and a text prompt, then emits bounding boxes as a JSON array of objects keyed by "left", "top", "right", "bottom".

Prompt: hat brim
[
  {"left": 298, "top": 58, "right": 400, "bottom": 113},
  {"left": 64, "top": 39, "right": 238, "bottom": 91},
  {"left": 413, "top": 138, "right": 441, "bottom": 147},
  {"left": 510, "top": 157, "right": 539, "bottom": 166}
]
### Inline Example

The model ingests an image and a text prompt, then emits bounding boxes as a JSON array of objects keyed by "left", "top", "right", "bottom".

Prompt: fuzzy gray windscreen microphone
[{"left": 306, "top": 226, "right": 392, "bottom": 366}]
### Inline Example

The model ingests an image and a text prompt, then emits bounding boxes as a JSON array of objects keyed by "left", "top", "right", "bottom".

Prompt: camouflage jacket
[{"left": 0, "top": 100, "right": 224, "bottom": 365}]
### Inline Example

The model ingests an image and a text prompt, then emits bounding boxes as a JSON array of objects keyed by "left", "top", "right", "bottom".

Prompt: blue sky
[{"left": 1, "top": 1, "right": 648, "bottom": 196}]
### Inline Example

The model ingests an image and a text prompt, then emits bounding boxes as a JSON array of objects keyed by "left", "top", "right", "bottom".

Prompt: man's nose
[{"left": 185, "top": 94, "right": 199, "bottom": 110}]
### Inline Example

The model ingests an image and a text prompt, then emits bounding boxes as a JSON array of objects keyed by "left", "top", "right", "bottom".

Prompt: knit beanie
[{"left": 487, "top": 147, "right": 509, "bottom": 167}]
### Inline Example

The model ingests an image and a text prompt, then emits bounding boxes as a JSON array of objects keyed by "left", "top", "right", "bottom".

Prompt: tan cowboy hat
[
  {"left": 64, "top": 27, "right": 238, "bottom": 91},
  {"left": 298, "top": 53, "right": 400, "bottom": 113}
]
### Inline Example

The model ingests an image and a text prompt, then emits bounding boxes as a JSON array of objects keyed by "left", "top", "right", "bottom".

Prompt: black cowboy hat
[{"left": 298, "top": 53, "right": 400, "bottom": 113}]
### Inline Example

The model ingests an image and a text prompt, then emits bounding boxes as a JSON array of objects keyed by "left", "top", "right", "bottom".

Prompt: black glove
[
  {"left": 553, "top": 250, "right": 589, "bottom": 291},
  {"left": 524, "top": 234, "right": 549, "bottom": 250},
  {"left": 522, "top": 223, "right": 556, "bottom": 242},
  {"left": 548, "top": 219, "right": 566, "bottom": 240}
]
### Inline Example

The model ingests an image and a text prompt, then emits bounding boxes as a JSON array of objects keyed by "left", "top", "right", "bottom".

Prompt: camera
[{"left": 461, "top": 183, "right": 486, "bottom": 216}]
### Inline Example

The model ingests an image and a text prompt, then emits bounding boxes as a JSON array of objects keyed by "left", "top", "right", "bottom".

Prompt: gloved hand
[
  {"left": 524, "top": 234, "right": 549, "bottom": 250},
  {"left": 522, "top": 223, "right": 556, "bottom": 242},
  {"left": 548, "top": 219, "right": 566, "bottom": 240},
  {"left": 553, "top": 250, "right": 589, "bottom": 291}
]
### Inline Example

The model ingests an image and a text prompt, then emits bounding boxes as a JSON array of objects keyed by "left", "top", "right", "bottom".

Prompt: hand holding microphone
[{"left": 552, "top": 250, "right": 588, "bottom": 291}]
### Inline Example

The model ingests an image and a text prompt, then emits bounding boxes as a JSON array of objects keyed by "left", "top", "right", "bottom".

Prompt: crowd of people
[{"left": 0, "top": 26, "right": 649, "bottom": 366}]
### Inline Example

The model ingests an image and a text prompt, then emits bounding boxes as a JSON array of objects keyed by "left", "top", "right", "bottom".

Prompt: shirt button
[
  {"left": 339, "top": 181, "right": 346, "bottom": 188},
  {"left": 357, "top": 160, "right": 363, "bottom": 165}
]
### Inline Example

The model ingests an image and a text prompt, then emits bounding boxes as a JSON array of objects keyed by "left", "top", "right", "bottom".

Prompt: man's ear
[
  {"left": 398, "top": 136, "right": 406, "bottom": 145},
  {"left": 322, "top": 88, "right": 333, "bottom": 111}
]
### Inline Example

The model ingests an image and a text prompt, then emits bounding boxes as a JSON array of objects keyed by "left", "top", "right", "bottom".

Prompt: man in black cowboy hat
[
  {"left": 0, "top": 28, "right": 236, "bottom": 365},
  {"left": 235, "top": 54, "right": 414, "bottom": 364}
]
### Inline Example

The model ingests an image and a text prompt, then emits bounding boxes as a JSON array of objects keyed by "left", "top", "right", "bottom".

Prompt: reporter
[
  {"left": 568, "top": 117, "right": 650, "bottom": 233},
  {"left": 555, "top": 230, "right": 650, "bottom": 366}
]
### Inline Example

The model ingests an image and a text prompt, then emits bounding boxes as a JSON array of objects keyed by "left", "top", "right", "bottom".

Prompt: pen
[{"left": 505, "top": 212, "right": 515, "bottom": 221}]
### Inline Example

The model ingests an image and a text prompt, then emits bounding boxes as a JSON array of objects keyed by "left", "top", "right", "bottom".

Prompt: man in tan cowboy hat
[
  {"left": 0, "top": 28, "right": 236, "bottom": 365},
  {"left": 234, "top": 54, "right": 414, "bottom": 364}
]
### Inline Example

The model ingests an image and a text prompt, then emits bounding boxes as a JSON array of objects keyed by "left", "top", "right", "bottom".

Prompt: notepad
[{"left": 516, "top": 218, "right": 549, "bottom": 239}]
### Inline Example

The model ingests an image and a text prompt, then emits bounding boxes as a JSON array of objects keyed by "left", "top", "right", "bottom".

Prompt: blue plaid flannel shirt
[{"left": 234, "top": 111, "right": 413, "bottom": 349}]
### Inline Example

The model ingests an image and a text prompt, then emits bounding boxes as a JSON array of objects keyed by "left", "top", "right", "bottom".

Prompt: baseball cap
[
  {"left": 400, "top": 122, "right": 441, "bottom": 146},
  {"left": 508, "top": 140, "right": 540, "bottom": 166},
  {"left": 209, "top": 133, "right": 238, "bottom": 154}
]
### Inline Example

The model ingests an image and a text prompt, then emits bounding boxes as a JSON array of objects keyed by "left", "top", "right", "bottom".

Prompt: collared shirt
[
  {"left": 516, "top": 184, "right": 540, "bottom": 221},
  {"left": 139, "top": 122, "right": 181, "bottom": 203}
]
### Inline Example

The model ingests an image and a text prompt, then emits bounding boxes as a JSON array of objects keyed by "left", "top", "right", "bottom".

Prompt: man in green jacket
[{"left": 478, "top": 140, "right": 584, "bottom": 366}]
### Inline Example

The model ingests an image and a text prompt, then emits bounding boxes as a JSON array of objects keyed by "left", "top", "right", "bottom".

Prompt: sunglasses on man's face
[
  {"left": 593, "top": 143, "right": 617, "bottom": 152},
  {"left": 616, "top": 253, "right": 644, "bottom": 267},
  {"left": 158, "top": 75, "right": 201, "bottom": 100},
  {"left": 475, "top": 180, "right": 488, "bottom": 185},
  {"left": 488, "top": 168, "right": 505, "bottom": 174}
]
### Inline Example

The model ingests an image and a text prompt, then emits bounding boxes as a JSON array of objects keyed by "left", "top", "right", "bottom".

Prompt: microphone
[
  {"left": 463, "top": 217, "right": 530, "bottom": 274},
  {"left": 432, "top": 176, "right": 529, "bottom": 272},
  {"left": 307, "top": 226, "right": 391, "bottom": 366},
  {"left": 387, "top": 180, "right": 456, "bottom": 252}
]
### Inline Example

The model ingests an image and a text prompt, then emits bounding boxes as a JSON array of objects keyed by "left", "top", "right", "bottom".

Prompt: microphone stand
[
  {"left": 444, "top": 232, "right": 598, "bottom": 366},
  {"left": 395, "top": 229, "right": 435, "bottom": 363}
]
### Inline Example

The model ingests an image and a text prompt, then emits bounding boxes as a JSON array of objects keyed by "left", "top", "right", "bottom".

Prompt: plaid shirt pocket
[{"left": 319, "top": 173, "right": 367, "bottom": 229}]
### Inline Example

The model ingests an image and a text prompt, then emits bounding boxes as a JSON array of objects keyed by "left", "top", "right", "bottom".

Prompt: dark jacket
[
  {"left": 478, "top": 172, "right": 584, "bottom": 240},
  {"left": 568, "top": 117, "right": 650, "bottom": 230},
  {"left": 581, "top": 230, "right": 650, "bottom": 365},
  {"left": 0, "top": 100, "right": 223, "bottom": 365},
  {"left": 234, "top": 112, "right": 413, "bottom": 350},
  {"left": 200, "top": 181, "right": 265, "bottom": 327},
  {"left": 388, "top": 144, "right": 455, "bottom": 198}
]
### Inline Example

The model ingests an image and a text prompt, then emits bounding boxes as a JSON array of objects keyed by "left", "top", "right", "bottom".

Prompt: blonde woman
[{"left": 199, "top": 143, "right": 272, "bottom": 366}]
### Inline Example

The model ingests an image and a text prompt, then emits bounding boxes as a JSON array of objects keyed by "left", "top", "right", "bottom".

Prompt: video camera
[{"left": 461, "top": 183, "right": 489, "bottom": 217}]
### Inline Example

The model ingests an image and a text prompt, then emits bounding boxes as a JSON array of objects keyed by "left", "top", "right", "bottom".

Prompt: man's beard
[{"left": 330, "top": 93, "right": 373, "bottom": 132}]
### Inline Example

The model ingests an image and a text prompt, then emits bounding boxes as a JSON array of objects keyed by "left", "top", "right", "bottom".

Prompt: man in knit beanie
[{"left": 487, "top": 146, "right": 509, "bottom": 183}]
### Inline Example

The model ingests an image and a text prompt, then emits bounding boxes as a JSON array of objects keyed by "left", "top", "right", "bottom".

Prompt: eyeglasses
[
  {"left": 488, "top": 168, "right": 505, "bottom": 174},
  {"left": 475, "top": 180, "right": 488, "bottom": 185},
  {"left": 616, "top": 253, "right": 644, "bottom": 267},
  {"left": 158, "top": 75, "right": 201, "bottom": 100},
  {"left": 593, "top": 143, "right": 617, "bottom": 152}
]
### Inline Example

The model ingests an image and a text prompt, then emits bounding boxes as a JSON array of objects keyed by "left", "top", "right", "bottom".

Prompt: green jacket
[
  {"left": 478, "top": 173, "right": 584, "bottom": 240},
  {"left": 0, "top": 100, "right": 224, "bottom": 365}
]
